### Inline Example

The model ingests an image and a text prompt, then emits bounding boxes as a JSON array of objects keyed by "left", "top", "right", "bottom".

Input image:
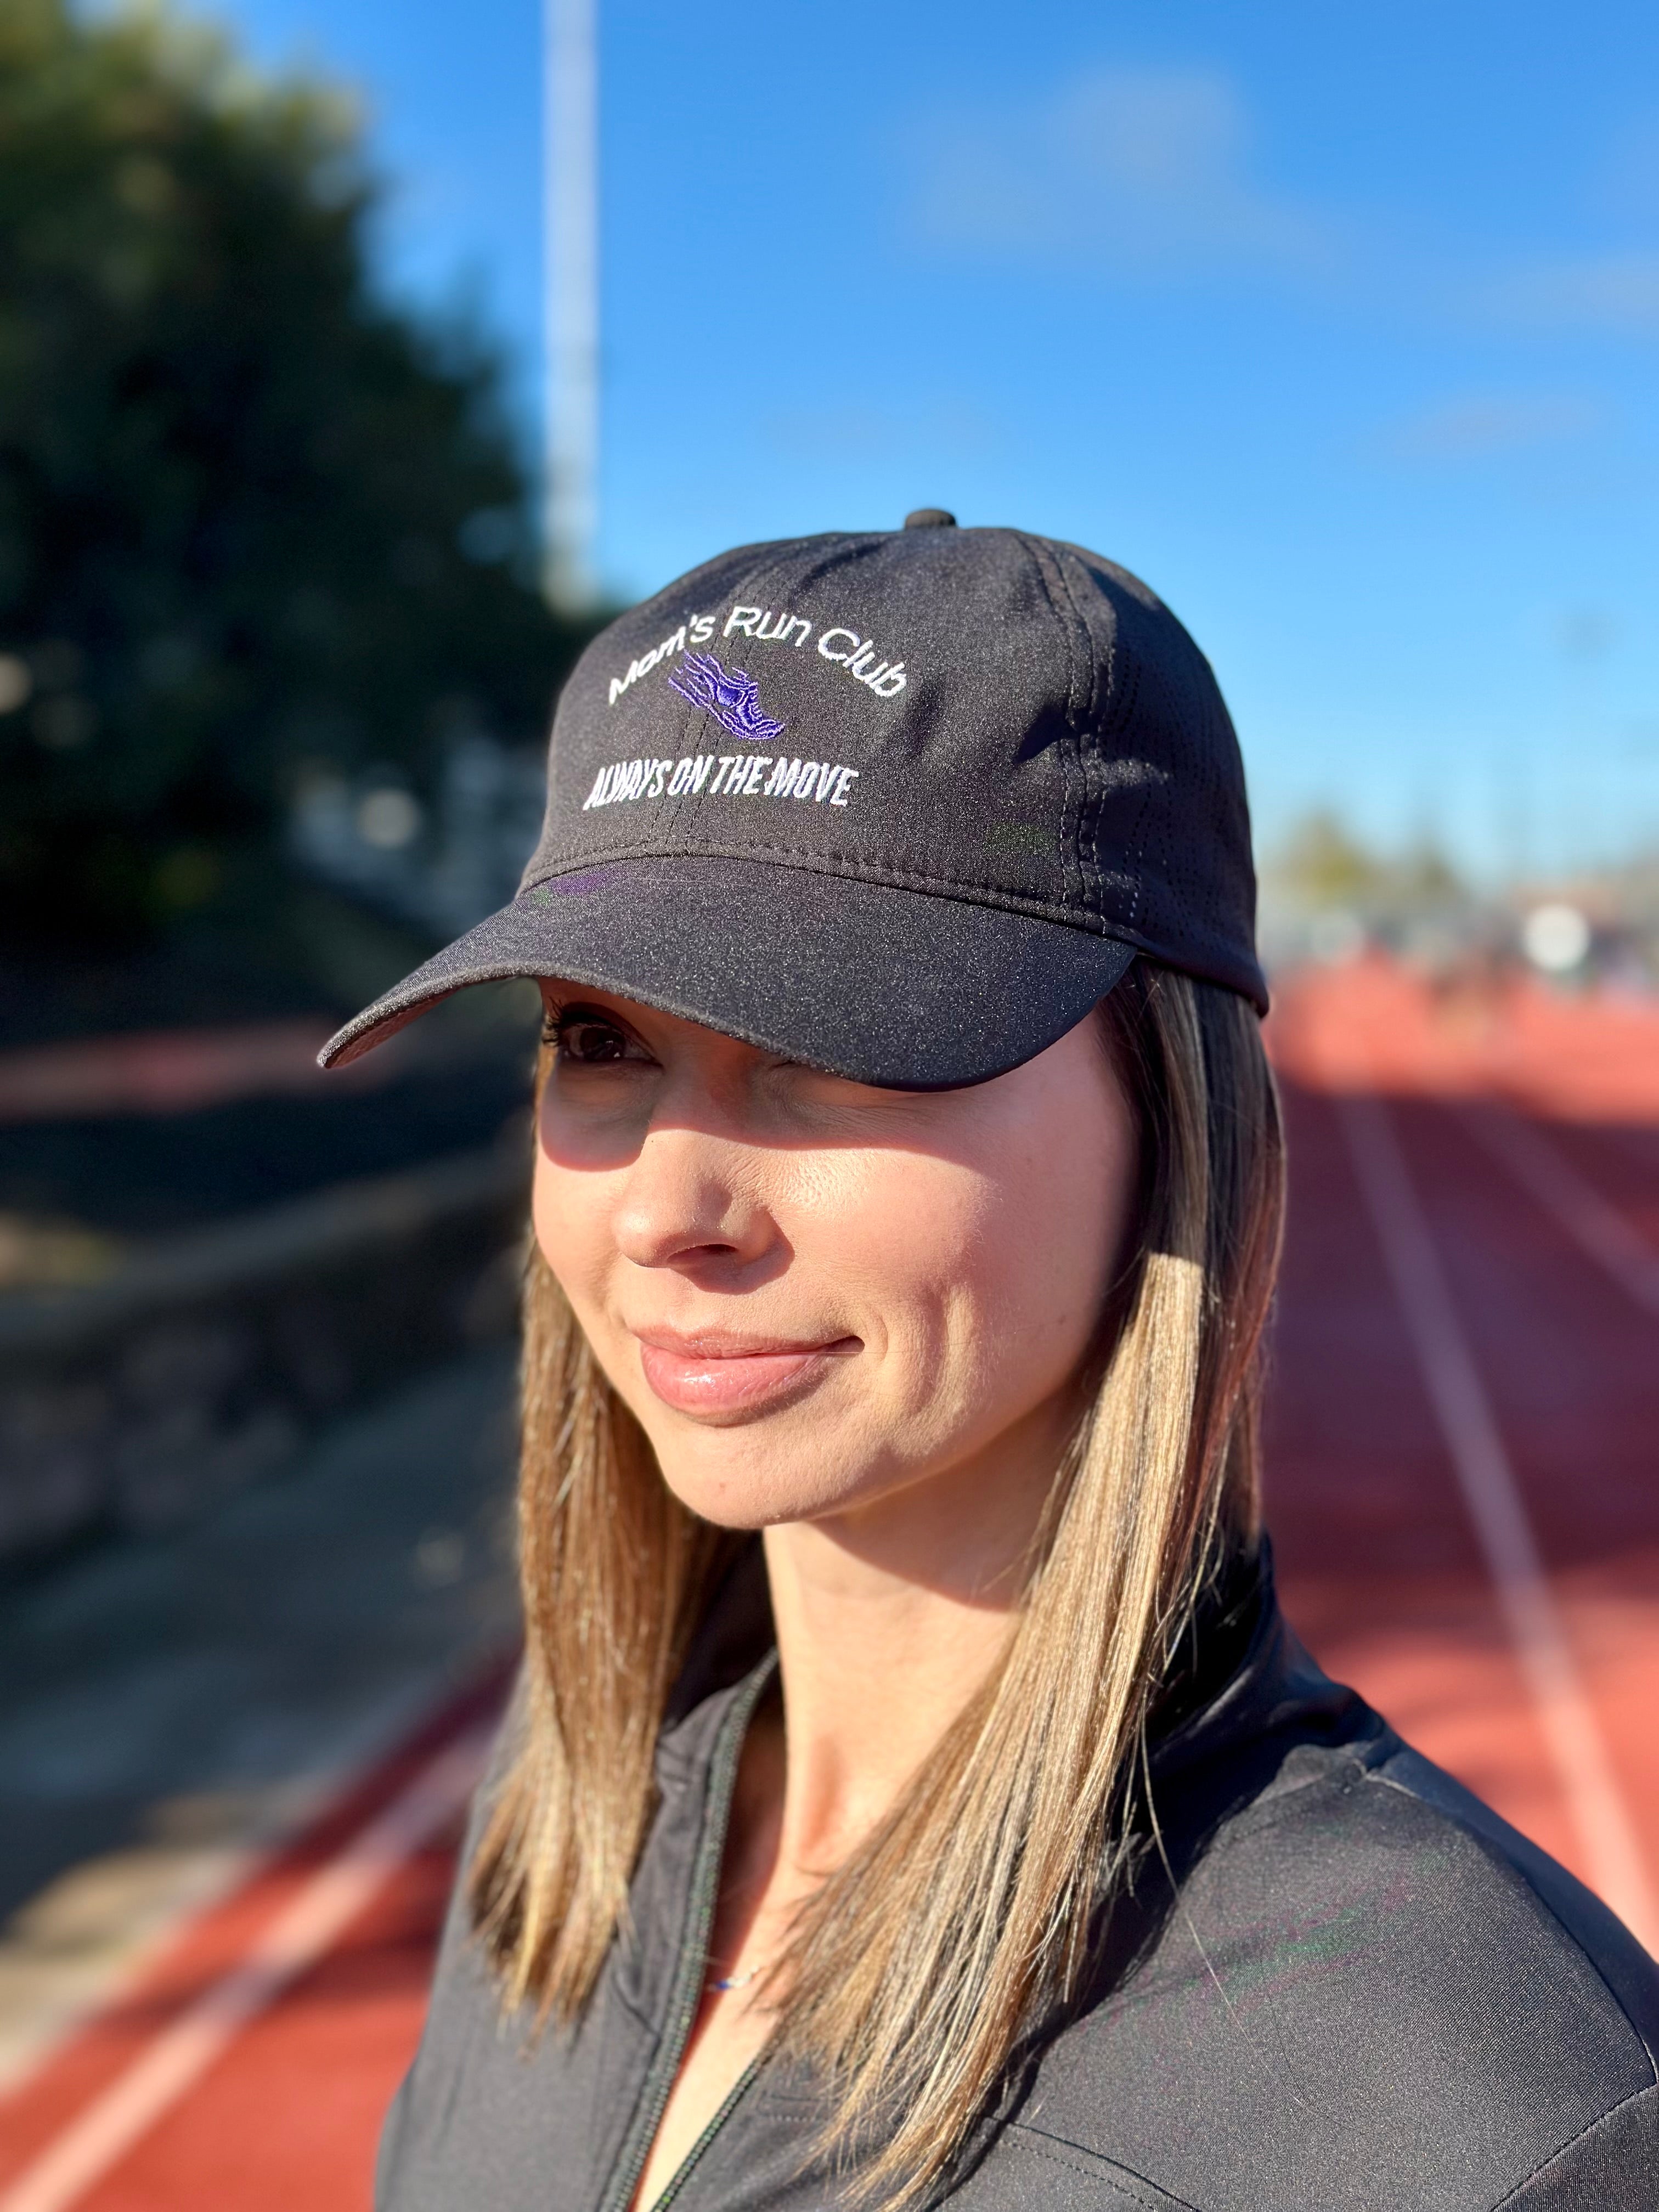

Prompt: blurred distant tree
[
  {"left": 1268, "top": 809, "right": 1466, "bottom": 921},
  {"left": 0, "top": 0, "right": 588, "bottom": 939},
  {"left": 1269, "top": 811, "right": 1380, "bottom": 908},
  {"left": 1396, "top": 838, "right": 1462, "bottom": 905}
]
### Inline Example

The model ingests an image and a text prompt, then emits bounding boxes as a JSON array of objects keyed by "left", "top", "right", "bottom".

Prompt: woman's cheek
[
  {"left": 938, "top": 1182, "right": 1104, "bottom": 1425},
  {"left": 529, "top": 1171, "right": 572, "bottom": 1291},
  {"left": 532, "top": 1161, "right": 612, "bottom": 1323},
  {"left": 841, "top": 1179, "right": 1000, "bottom": 1414}
]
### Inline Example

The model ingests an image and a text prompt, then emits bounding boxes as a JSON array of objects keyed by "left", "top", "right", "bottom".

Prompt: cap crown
[{"left": 526, "top": 526, "right": 1264, "bottom": 1010}]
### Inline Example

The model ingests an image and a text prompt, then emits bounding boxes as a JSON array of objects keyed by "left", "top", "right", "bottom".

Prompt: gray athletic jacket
[{"left": 378, "top": 1547, "right": 1659, "bottom": 2210}]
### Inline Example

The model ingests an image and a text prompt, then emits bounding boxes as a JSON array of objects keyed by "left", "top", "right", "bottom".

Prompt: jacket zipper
[
  {"left": 596, "top": 1657, "right": 777, "bottom": 2212},
  {"left": 647, "top": 2057, "right": 762, "bottom": 2211}
]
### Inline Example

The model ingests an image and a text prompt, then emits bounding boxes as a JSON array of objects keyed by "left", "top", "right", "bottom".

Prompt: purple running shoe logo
[{"left": 667, "top": 650, "right": 786, "bottom": 743}]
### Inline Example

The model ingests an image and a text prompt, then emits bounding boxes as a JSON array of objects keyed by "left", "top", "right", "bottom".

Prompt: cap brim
[{"left": 318, "top": 857, "right": 1138, "bottom": 1090}]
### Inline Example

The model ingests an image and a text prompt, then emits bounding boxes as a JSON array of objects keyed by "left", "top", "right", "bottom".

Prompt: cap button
[{"left": 902, "top": 508, "right": 956, "bottom": 529}]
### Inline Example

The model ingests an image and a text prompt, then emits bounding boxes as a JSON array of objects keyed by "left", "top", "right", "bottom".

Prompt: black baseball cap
[{"left": 319, "top": 514, "right": 1266, "bottom": 1089}]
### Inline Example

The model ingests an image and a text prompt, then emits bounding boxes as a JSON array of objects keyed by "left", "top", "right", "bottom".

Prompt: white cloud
[
  {"left": 1380, "top": 393, "right": 1607, "bottom": 462},
  {"left": 1481, "top": 252, "right": 1659, "bottom": 334},
  {"left": 906, "top": 66, "right": 1334, "bottom": 276},
  {"left": 1590, "top": 109, "right": 1659, "bottom": 222},
  {"left": 905, "top": 70, "right": 1659, "bottom": 352}
]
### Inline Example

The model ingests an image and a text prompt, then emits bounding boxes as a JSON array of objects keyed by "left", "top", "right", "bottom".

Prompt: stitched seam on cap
[
  {"left": 1107, "top": 656, "right": 1148, "bottom": 930},
  {"left": 522, "top": 850, "right": 1262, "bottom": 1001},
  {"left": 1011, "top": 532, "right": 1087, "bottom": 917},
  {"left": 523, "top": 847, "right": 1141, "bottom": 931},
  {"left": 528, "top": 840, "right": 1137, "bottom": 910},
  {"left": 1080, "top": 564, "right": 1155, "bottom": 933},
  {"left": 1048, "top": 542, "right": 1111, "bottom": 924}
]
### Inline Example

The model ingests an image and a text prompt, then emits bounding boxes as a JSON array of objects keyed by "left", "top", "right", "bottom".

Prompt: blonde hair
[{"left": 469, "top": 962, "right": 1284, "bottom": 2203}]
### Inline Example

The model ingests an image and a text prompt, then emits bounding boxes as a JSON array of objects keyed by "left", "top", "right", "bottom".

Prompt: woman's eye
[{"left": 550, "top": 1008, "right": 653, "bottom": 1066}]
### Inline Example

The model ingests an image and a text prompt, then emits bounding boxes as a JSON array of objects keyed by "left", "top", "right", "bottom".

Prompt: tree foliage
[
  {"left": 1267, "top": 809, "right": 1465, "bottom": 915},
  {"left": 0, "top": 0, "right": 585, "bottom": 937}
]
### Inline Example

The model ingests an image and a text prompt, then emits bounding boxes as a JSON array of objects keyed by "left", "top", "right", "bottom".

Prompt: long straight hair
[{"left": 469, "top": 962, "right": 1285, "bottom": 2203}]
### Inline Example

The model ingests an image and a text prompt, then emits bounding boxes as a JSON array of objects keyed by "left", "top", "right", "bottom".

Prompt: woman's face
[{"left": 532, "top": 986, "right": 1137, "bottom": 1536}]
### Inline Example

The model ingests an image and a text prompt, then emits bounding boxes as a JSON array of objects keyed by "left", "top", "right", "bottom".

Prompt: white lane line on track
[
  {"left": 1340, "top": 1094, "right": 1659, "bottom": 1953},
  {"left": 0, "top": 1730, "right": 489, "bottom": 2212},
  {"left": 0, "top": 1664, "right": 493, "bottom": 2102},
  {"left": 1459, "top": 1104, "right": 1659, "bottom": 1318}
]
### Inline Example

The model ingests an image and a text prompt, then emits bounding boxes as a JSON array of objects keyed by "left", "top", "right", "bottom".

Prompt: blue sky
[{"left": 193, "top": 0, "right": 1659, "bottom": 876}]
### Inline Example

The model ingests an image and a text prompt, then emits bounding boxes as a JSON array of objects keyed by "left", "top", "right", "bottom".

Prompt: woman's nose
[{"left": 610, "top": 1127, "right": 778, "bottom": 1277}]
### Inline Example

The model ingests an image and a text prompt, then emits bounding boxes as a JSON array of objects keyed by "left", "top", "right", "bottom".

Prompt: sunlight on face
[{"left": 531, "top": 988, "right": 1137, "bottom": 1533}]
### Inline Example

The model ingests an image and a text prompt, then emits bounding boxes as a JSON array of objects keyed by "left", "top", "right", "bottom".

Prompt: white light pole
[{"left": 544, "top": 0, "right": 599, "bottom": 612}]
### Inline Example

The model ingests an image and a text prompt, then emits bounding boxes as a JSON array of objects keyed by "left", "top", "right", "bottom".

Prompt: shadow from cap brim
[
  {"left": 532, "top": 994, "right": 1133, "bottom": 1192},
  {"left": 318, "top": 856, "right": 1137, "bottom": 1094}
]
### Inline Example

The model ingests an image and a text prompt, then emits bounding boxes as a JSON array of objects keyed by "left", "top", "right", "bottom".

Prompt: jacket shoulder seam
[
  {"left": 1164, "top": 1744, "right": 1372, "bottom": 1851},
  {"left": 1366, "top": 1765, "right": 1659, "bottom": 2083},
  {"left": 1001, "top": 2124, "right": 1204, "bottom": 2210},
  {"left": 1489, "top": 2081, "right": 1658, "bottom": 2207}
]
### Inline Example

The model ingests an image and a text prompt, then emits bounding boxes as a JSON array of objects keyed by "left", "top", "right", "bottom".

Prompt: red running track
[
  {"left": 2, "top": 957, "right": 1656, "bottom": 2208},
  {"left": 1267, "top": 960, "right": 1659, "bottom": 1935},
  {"left": 0, "top": 1670, "right": 512, "bottom": 2212}
]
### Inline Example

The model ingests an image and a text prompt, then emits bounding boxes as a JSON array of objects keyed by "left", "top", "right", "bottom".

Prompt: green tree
[
  {"left": 1268, "top": 809, "right": 1383, "bottom": 909},
  {"left": 0, "top": 0, "right": 588, "bottom": 939}
]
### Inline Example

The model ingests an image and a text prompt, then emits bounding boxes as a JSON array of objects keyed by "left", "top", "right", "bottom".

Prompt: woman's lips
[{"left": 634, "top": 1331, "right": 860, "bottom": 1417}]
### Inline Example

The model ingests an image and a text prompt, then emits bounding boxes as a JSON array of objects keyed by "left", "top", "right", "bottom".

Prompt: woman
[{"left": 324, "top": 516, "right": 1658, "bottom": 2210}]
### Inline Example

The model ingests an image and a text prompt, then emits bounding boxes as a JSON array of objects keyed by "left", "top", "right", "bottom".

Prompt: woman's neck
[{"left": 758, "top": 1397, "right": 1070, "bottom": 1873}]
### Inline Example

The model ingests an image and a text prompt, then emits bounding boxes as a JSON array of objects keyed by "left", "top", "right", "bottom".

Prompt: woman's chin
[
  {"left": 654, "top": 1464, "right": 860, "bottom": 1531},
  {"left": 646, "top": 1429, "right": 897, "bottom": 1533}
]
